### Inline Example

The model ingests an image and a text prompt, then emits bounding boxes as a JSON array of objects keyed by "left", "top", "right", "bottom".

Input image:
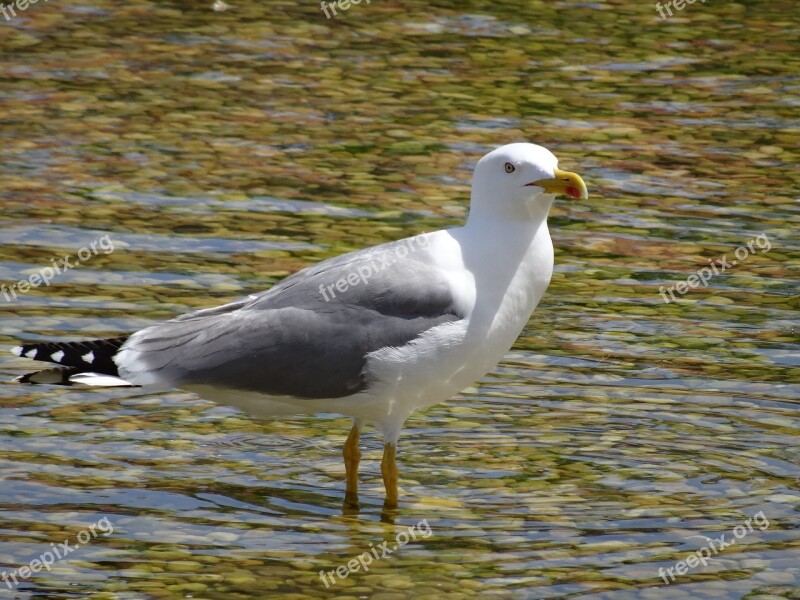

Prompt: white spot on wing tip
[
  {"left": 25, "top": 349, "right": 38, "bottom": 359},
  {"left": 51, "top": 350, "right": 65, "bottom": 363},
  {"left": 10, "top": 346, "right": 23, "bottom": 356},
  {"left": 81, "top": 351, "right": 95, "bottom": 364}
]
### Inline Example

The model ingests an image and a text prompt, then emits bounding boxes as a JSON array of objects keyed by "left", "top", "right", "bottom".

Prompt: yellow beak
[{"left": 528, "top": 169, "right": 588, "bottom": 199}]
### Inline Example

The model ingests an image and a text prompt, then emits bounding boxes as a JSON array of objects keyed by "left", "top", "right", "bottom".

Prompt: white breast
[{"left": 357, "top": 222, "right": 554, "bottom": 441}]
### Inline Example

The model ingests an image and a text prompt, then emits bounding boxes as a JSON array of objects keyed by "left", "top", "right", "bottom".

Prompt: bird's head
[{"left": 471, "top": 143, "right": 588, "bottom": 221}]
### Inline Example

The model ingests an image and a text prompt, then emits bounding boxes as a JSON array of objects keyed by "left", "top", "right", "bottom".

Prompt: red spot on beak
[{"left": 566, "top": 185, "right": 580, "bottom": 199}]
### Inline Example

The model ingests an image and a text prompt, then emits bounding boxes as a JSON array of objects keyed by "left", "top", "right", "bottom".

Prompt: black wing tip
[
  {"left": 14, "top": 367, "right": 79, "bottom": 385},
  {"left": 9, "top": 336, "right": 128, "bottom": 370}
]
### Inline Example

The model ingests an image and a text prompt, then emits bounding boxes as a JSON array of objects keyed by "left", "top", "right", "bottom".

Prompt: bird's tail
[{"left": 11, "top": 336, "right": 133, "bottom": 386}]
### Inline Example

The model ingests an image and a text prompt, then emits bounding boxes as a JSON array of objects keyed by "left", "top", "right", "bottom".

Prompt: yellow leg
[
  {"left": 381, "top": 442, "right": 399, "bottom": 508},
  {"left": 343, "top": 424, "right": 361, "bottom": 506}
]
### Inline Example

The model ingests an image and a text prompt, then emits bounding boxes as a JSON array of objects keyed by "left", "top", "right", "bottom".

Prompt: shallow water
[{"left": 1, "top": 0, "right": 799, "bottom": 598}]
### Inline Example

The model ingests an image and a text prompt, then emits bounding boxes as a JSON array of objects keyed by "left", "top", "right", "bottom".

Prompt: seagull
[{"left": 10, "top": 143, "right": 587, "bottom": 508}]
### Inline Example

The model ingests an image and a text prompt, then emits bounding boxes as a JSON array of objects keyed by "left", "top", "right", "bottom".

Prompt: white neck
[
  {"left": 451, "top": 193, "right": 554, "bottom": 327},
  {"left": 436, "top": 205, "right": 554, "bottom": 390},
  {"left": 461, "top": 191, "right": 553, "bottom": 266}
]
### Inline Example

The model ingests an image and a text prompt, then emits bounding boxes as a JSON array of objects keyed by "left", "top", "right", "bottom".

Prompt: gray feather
[{"left": 121, "top": 237, "right": 462, "bottom": 398}]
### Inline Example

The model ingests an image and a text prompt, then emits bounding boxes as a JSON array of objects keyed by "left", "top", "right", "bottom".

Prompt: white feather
[{"left": 69, "top": 373, "right": 132, "bottom": 387}]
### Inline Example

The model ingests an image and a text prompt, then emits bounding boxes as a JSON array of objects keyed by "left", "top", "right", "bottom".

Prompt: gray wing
[{"left": 118, "top": 237, "right": 463, "bottom": 398}]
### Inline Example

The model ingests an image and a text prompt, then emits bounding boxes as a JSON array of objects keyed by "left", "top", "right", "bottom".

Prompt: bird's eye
[{"left": 504, "top": 162, "right": 515, "bottom": 174}]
